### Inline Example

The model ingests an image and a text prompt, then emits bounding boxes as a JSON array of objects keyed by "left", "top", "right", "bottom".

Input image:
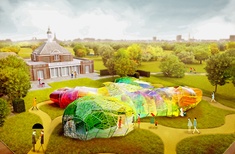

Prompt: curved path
[
  {"left": 28, "top": 101, "right": 62, "bottom": 154},
  {"left": 27, "top": 97, "right": 235, "bottom": 154}
]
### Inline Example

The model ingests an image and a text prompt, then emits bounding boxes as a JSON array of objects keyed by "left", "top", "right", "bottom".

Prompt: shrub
[
  {"left": 0, "top": 98, "right": 9, "bottom": 126},
  {"left": 12, "top": 98, "right": 26, "bottom": 113}
]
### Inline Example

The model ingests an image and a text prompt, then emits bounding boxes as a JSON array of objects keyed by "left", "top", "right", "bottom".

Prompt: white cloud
[{"left": 1, "top": 0, "right": 235, "bottom": 41}]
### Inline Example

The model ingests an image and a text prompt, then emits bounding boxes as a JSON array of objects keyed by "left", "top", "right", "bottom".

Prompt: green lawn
[
  {"left": 0, "top": 113, "right": 42, "bottom": 154},
  {"left": 46, "top": 124, "right": 164, "bottom": 154},
  {"left": 142, "top": 100, "right": 234, "bottom": 128},
  {"left": 0, "top": 75, "right": 235, "bottom": 153},
  {"left": 18, "top": 47, "right": 32, "bottom": 58},
  {"left": 176, "top": 134, "right": 235, "bottom": 154}
]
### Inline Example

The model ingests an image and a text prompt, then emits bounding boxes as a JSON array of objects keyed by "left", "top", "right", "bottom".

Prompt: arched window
[{"left": 54, "top": 54, "right": 60, "bottom": 61}]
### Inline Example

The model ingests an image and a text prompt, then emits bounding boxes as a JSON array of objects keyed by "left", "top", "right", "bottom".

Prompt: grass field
[
  {"left": 46, "top": 124, "right": 164, "bottom": 154},
  {"left": 176, "top": 134, "right": 235, "bottom": 154},
  {"left": 1, "top": 76, "right": 234, "bottom": 154},
  {"left": 1, "top": 50, "right": 235, "bottom": 153},
  {"left": 18, "top": 47, "right": 32, "bottom": 58}
]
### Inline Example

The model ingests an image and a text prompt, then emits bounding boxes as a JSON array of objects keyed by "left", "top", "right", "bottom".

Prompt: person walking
[
  {"left": 32, "top": 130, "right": 37, "bottom": 152},
  {"left": 193, "top": 117, "right": 200, "bottom": 134},
  {"left": 211, "top": 91, "right": 216, "bottom": 102},
  {"left": 32, "top": 97, "right": 38, "bottom": 110},
  {"left": 137, "top": 114, "right": 141, "bottom": 128},
  {"left": 38, "top": 130, "right": 44, "bottom": 152},
  {"left": 118, "top": 116, "right": 122, "bottom": 129},
  {"left": 187, "top": 117, "right": 193, "bottom": 133}
]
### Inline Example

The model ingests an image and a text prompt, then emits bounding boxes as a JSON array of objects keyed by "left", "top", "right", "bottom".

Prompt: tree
[
  {"left": 209, "top": 43, "right": 219, "bottom": 55},
  {"left": 204, "top": 54, "right": 232, "bottom": 92},
  {"left": 113, "top": 48, "right": 137, "bottom": 77},
  {"left": 84, "top": 43, "right": 100, "bottom": 56},
  {"left": 106, "top": 57, "right": 116, "bottom": 76},
  {"left": 176, "top": 51, "right": 194, "bottom": 64},
  {"left": 127, "top": 44, "right": 142, "bottom": 65},
  {"left": 226, "top": 42, "right": 235, "bottom": 50},
  {"left": 73, "top": 44, "right": 87, "bottom": 57},
  {"left": 194, "top": 49, "right": 209, "bottom": 64},
  {"left": 0, "top": 55, "right": 31, "bottom": 101},
  {"left": 159, "top": 55, "right": 185, "bottom": 78},
  {"left": 0, "top": 45, "right": 21, "bottom": 54},
  {"left": 0, "top": 98, "right": 9, "bottom": 127},
  {"left": 99, "top": 45, "right": 114, "bottom": 67},
  {"left": 225, "top": 49, "right": 235, "bottom": 86}
]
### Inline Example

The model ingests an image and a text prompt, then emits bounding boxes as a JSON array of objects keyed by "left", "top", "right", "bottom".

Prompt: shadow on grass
[{"left": 46, "top": 124, "right": 164, "bottom": 154}]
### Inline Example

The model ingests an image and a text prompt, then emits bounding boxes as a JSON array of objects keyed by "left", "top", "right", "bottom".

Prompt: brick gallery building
[{"left": 25, "top": 28, "right": 94, "bottom": 81}]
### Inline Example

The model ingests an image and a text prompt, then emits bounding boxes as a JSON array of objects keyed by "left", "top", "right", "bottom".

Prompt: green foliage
[
  {"left": 84, "top": 43, "right": 100, "bottom": 56},
  {"left": 159, "top": 55, "right": 186, "bottom": 78},
  {"left": 226, "top": 41, "right": 235, "bottom": 49},
  {"left": 0, "top": 45, "right": 21, "bottom": 54},
  {"left": 194, "top": 48, "right": 209, "bottom": 64},
  {"left": 0, "top": 55, "right": 31, "bottom": 101},
  {"left": 106, "top": 57, "right": 116, "bottom": 76},
  {"left": 127, "top": 44, "right": 142, "bottom": 65},
  {"left": 205, "top": 54, "right": 232, "bottom": 92},
  {"left": 176, "top": 51, "right": 195, "bottom": 64},
  {"left": 73, "top": 44, "right": 87, "bottom": 57},
  {"left": 209, "top": 43, "right": 220, "bottom": 55},
  {"left": 99, "top": 45, "right": 114, "bottom": 66},
  {"left": 0, "top": 98, "right": 9, "bottom": 127},
  {"left": 12, "top": 98, "right": 26, "bottom": 113},
  {"left": 161, "top": 42, "right": 175, "bottom": 50},
  {"left": 114, "top": 48, "right": 137, "bottom": 76}
]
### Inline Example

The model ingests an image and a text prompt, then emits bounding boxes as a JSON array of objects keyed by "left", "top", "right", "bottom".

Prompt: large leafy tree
[
  {"left": 225, "top": 49, "right": 235, "bottom": 86},
  {"left": 114, "top": 48, "right": 137, "bottom": 77},
  {"left": 226, "top": 42, "right": 235, "bottom": 50},
  {"left": 159, "top": 55, "right": 185, "bottom": 78},
  {"left": 73, "top": 44, "right": 87, "bottom": 57},
  {"left": 194, "top": 48, "right": 209, "bottom": 64},
  {"left": 209, "top": 43, "right": 220, "bottom": 55},
  {"left": 176, "top": 51, "right": 194, "bottom": 64},
  {"left": 106, "top": 57, "right": 116, "bottom": 76},
  {"left": 0, "top": 55, "right": 31, "bottom": 101},
  {"left": 99, "top": 45, "right": 114, "bottom": 67},
  {"left": 204, "top": 54, "right": 232, "bottom": 92},
  {"left": 127, "top": 44, "right": 142, "bottom": 66}
]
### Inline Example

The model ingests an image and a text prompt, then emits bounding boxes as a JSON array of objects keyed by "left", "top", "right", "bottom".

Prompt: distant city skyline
[{"left": 0, "top": 0, "right": 235, "bottom": 41}]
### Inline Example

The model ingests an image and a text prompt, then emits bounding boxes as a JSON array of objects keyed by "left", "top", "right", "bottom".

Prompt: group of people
[
  {"left": 32, "top": 129, "right": 44, "bottom": 152},
  {"left": 187, "top": 117, "right": 200, "bottom": 134},
  {"left": 71, "top": 71, "right": 77, "bottom": 78},
  {"left": 189, "top": 67, "right": 196, "bottom": 74}
]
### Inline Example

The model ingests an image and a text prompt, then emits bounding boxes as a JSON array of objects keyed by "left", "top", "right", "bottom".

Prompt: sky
[{"left": 0, "top": 0, "right": 235, "bottom": 41}]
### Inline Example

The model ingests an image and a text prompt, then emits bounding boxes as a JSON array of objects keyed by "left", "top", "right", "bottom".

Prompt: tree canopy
[
  {"left": 204, "top": 54, "right": 232, "bottom": 92},
  {"left": 159, "top": 55, "right": 185, "bottom": 78},
  {"left": 0, "top": 55, "right": 31, "bottom": 101}
]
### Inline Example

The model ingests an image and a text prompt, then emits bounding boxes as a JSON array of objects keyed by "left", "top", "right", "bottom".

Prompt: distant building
[
  {"left": 25, "top": 28, "right": 94, "bottom": 81},
  {"left": 176, "top": 35, "right": 182, "bottom": 42},
  {"left": 229, "top": 35, "right": 235, "bottom": 41},
  {"left": 153, "top": 37, "right": 157, "bottom": 41}
]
